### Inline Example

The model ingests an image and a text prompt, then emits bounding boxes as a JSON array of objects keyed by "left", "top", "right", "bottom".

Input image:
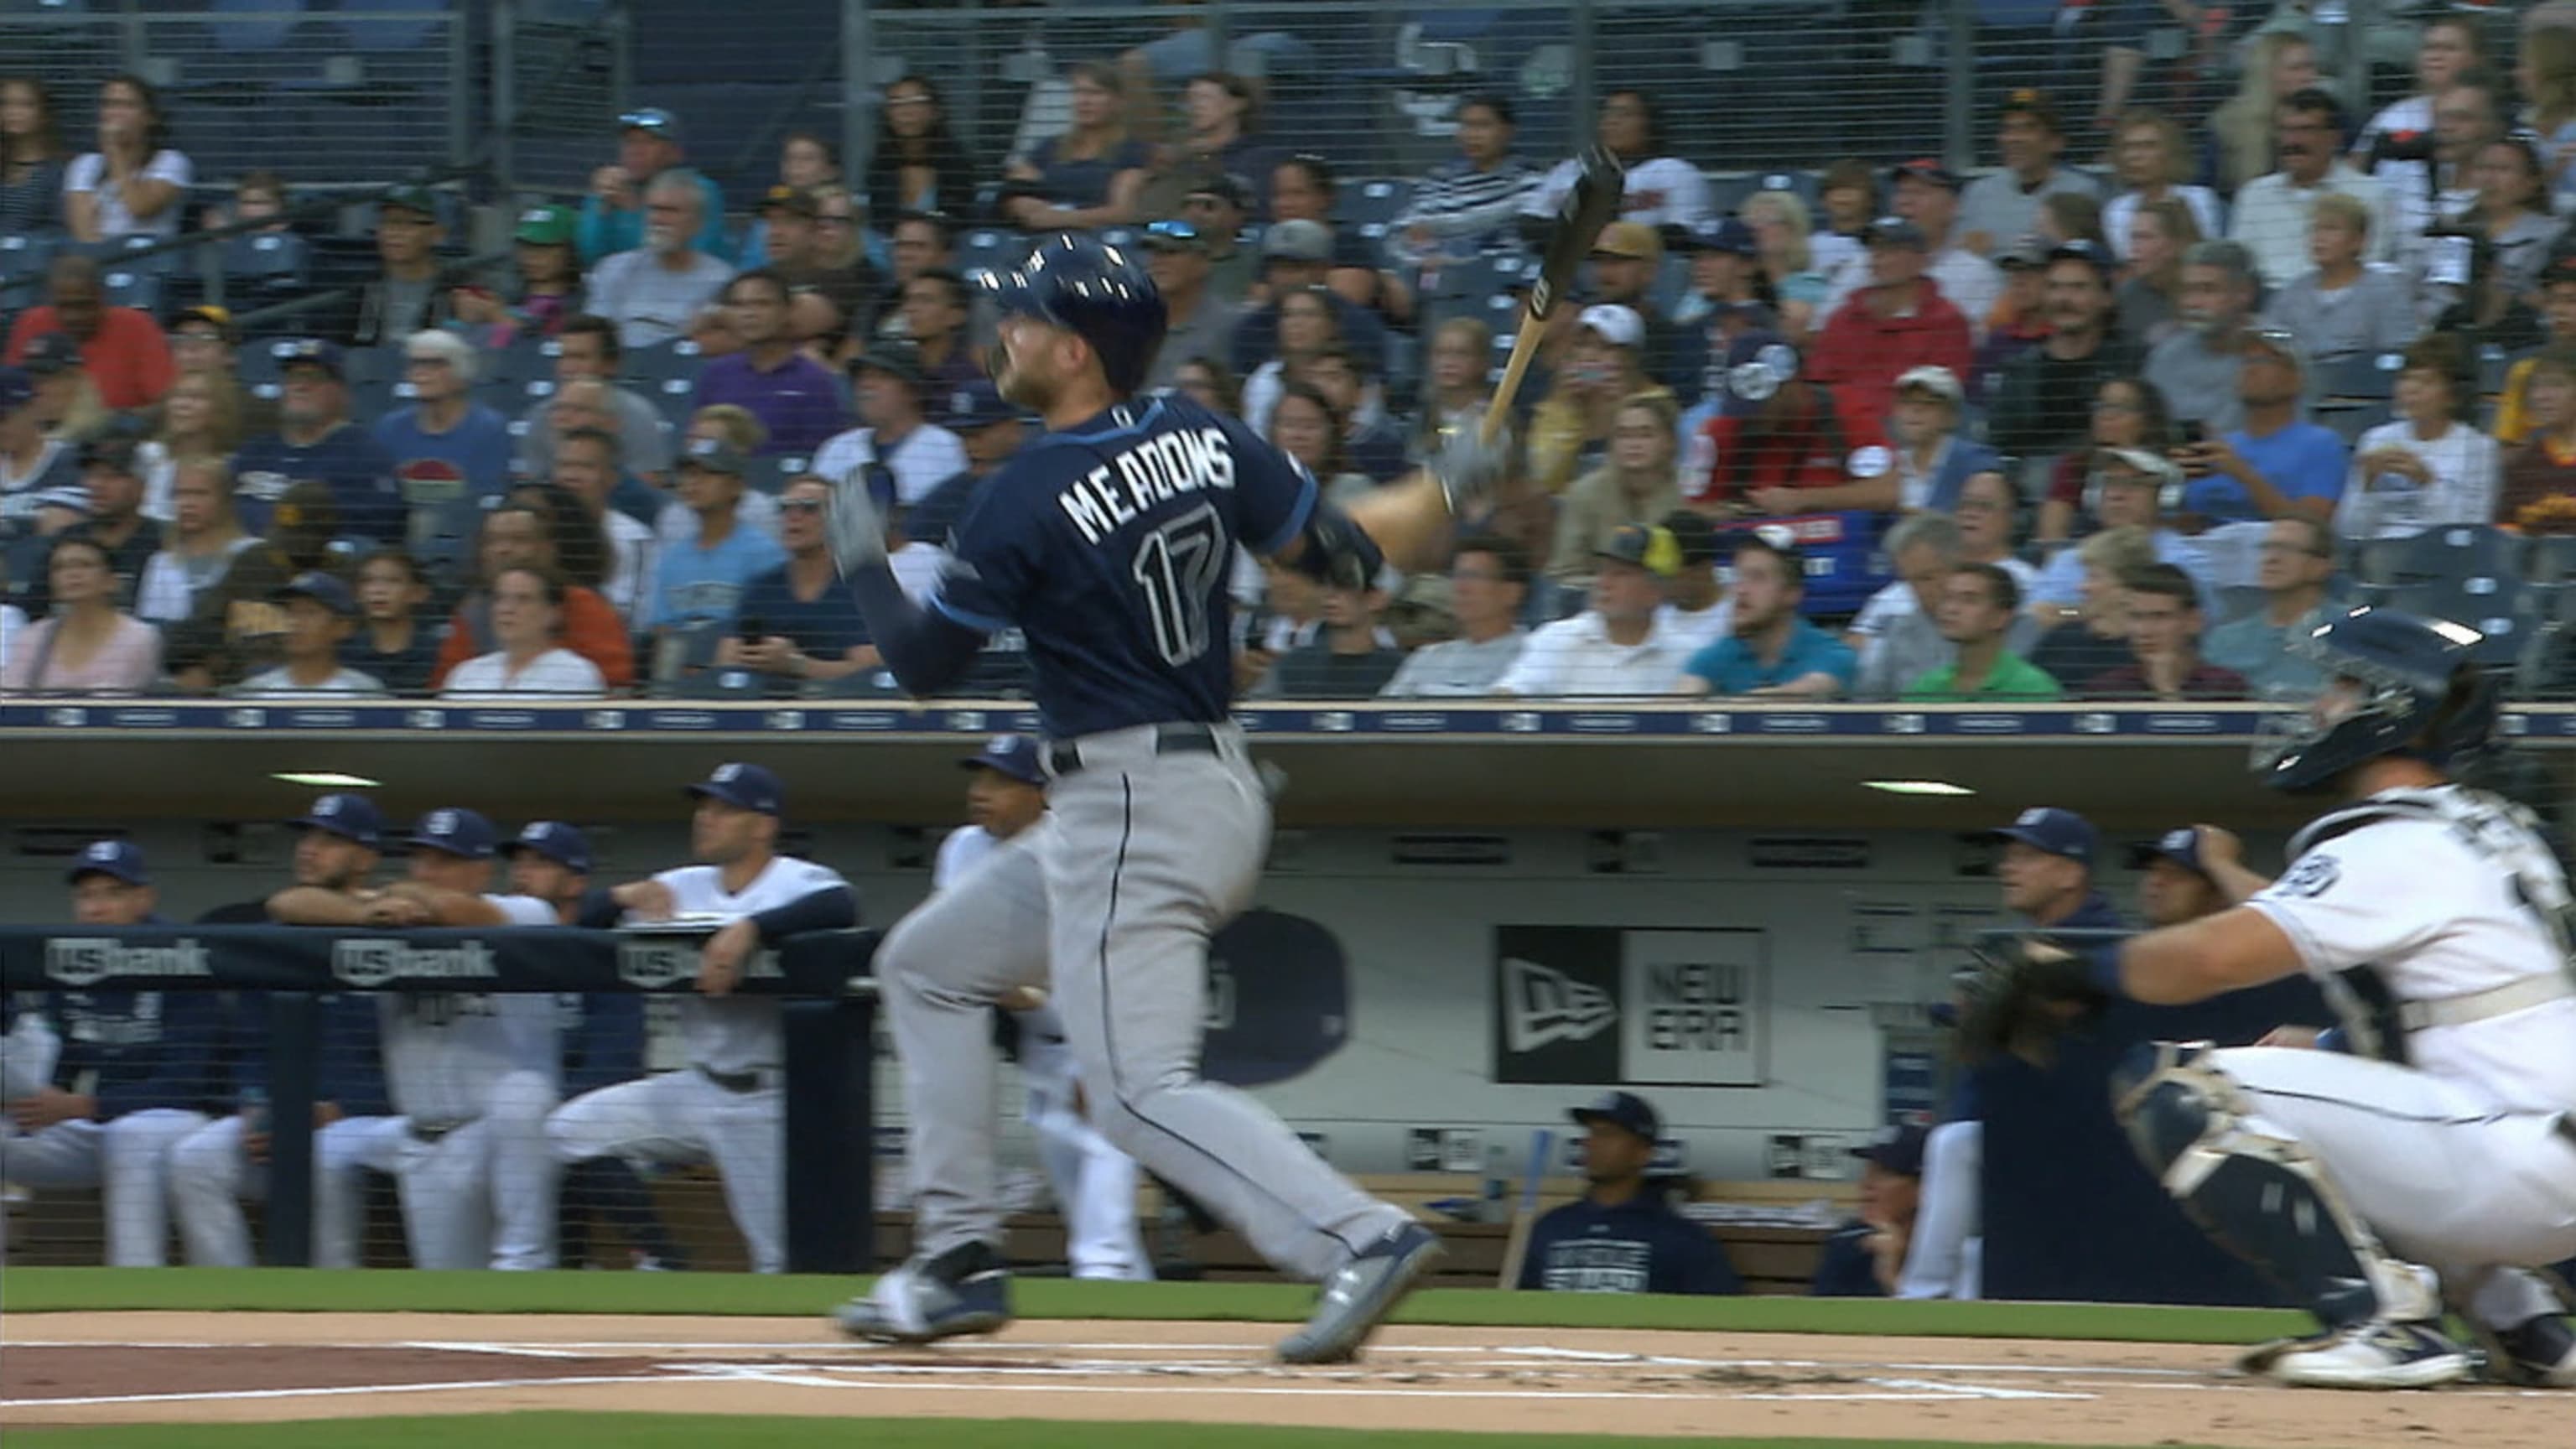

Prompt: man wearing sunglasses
[
  {"left": 720, "top": 475, "right": 879, "bottom": 691},
  {"left": 581, "top": 106, "right": 730, "bottom": 267},
  {"left": 1142, "top": 220, "right": 1238, "bottom": 393}
]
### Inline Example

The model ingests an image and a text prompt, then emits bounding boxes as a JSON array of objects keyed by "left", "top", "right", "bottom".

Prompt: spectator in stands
[
  {"left": 692, "top": 270, "right": 844, "bottom": 458},
  {"left": 2116, "top": 198, "right": 2201, "bottom": 352},
  {"left": 1300, "top": 346, "right": 1404, "bottom": 485},
  {"left": 1813, "top": 156, "right": 1877, "bottom": 268},
  {"left": 1813, "top": 1123, "right": 1926, "bottom": 1297},
  {"left": 0, "top": 78, "right": 64, "bottom": 235},
  {"left": 230, "top": 340, "right": 400, "bottom": 543},
  {"left": 1416, "top": 318, "right": 1493, "bottom": 456},
  {"left": 1688, "top": 330, "right": 1882, "bottom": 517},
  {"left": 2257, "top": 195, "right": 2416, "bottom": 361},
  {"left": 2034, "top": 445, "right": 2212, "bottom": 600},
  {"left": 5, "top": 257, "right": 171, "bottom": 412},
  {"left": 516, "top": 315, "right": 673, "bottom": 482},
  {"left": 373, "top": 330, "right": 512, "bottom": 568},
  {"left": 339, "top": 185, "right": 456, "bottom": 348},
  {"left": 865, "top": 76, "right": 975, "bottom": 221},
  {"left": 1680, "top": 537, "right": 1857, "bottom": 699},
  {"left": 1742, "top": 192, "right": 1835, "bottom": 341},
  {"left": 2180, "top": 329, "right": 2345, "bottom": 530},
  {"left": 2338, "top": 334, "right": 2496, "bottom": 540},
  {"left": 589, "top": 171, "right": 736, "bottom": 352},
  {"left": 342, "top": 548, "right": 437, "bottom": 695},
  {"left": 1266, "top": 153, "right": 1410, "bottom": 327},
  {"left": 1959, "top": 90, "right": 2101, "bottom": 257},
  {"left": 552, "top": 428, "right": 656, "bottom": 618},
  {"left": 2449, "top": 137, "right": 2565, "bottom": 312},
  {"left": 24, "top": 329, "right": 112, "bottom": 449},
  {"left": 1250, "top": 580, "right": 1400, "bottom": 700},
  {"left": 1182, "top": 174, "right": 1259, "bottom": 307},
  {"left": 906, "top": 382, "right": 1026, "bottom": 551},
  {"left": 740, "top": 132, "right": 841, "bottom": 271},
  {"left": 1143, "top": 221, "right": 1239, "bottom": 394},
  {"left": 646, "top": 436, "right": 787, "bottom": 641},
  {"left": 1888, "top": 366, "right": 1997, "bottom": 515},
  {"left": 2036, "top": 376, "right": 2171, "bottom": 544},
  {"left": 1380, "top": 535, "right": 1530, "bottom": 699},
  {"left": 660, "top": 405, "right": 782, "bottom": 548},
  {"left": 1550, "top": 393, "right": 1685, "bottom": 590},
  {"left": 2229, "top": 89, "right": 2396, "bottom": 291},
  {"left": 0, "top": 365, "right": 80, "bottom": 533},
  {"left": 581, "top": 107, "right": 728, "bottom": 266},
  {"left": 2213, "top": 34, "right": 2324, "bottom": 195},
  {"left": 1808, "top": 217, "right": 1974, "bottom": 439},
  {"left": 136, "top": 458, "right": 252, "bottom": 626},
  {"left": 1388, "top": 93, "right": 1535, "bottom": 270},
  {"left": 1850, "top": 512, "right": 1967, "bottom": 699},
  {"left": 2393, "top": 71, "right": 2506, "bottom": 273},
  {"left": 2084, "top": 563, "right": 2247, "bottom": 699},
  {"left": 897, "top": 268, "right": 987, "bottom": 425},
  {"left": 1494, "top": 523, "right": 1692, "bottom": 697},
  {"left": 1166, "top": 356, "right": 1240, "bottom": 420},
  {"left": 63, "top": 75, "right": 186, "bottom": 244},
  {"left": 169, "top": 306, "right": 277, "bottom": 439},
  {"left": 441, "top": 566, "right": 609, "bottom": 699},
  {"left": 1000, "top": 62, "right": 1149, "bottom": 233},
  {"left": 1584, "top": 221, "right": 1683, "bottom": 389},
  {"left": 1529, "top": 305, "right": 1670, "bottom": 496},
  {"left": 2103, "top": 109, "right": 2224, "bottom": 263},
  {"left": 232, "top": 573, "right": 383, "bottom": 698},
  {"left": 2038, "top": 187, "right": 2110, "bottom": 256},
  {"left": 761, "top": 187, "right": 875, "bottom": 354},
  {"left": 1904, "top": 562, "right": 2061, "bottom": 701},
  {"left": 64, "top": 432, "right": 160, "bottom": 607},
  {"left": 1954, "top": 473, "right": 2037, "bottom": 601},
  {"left": 2496, "top": 253, "right": 2576, "bottom": 446},
  {"left": 138, "top": 365, "right": 240, "bottom": 525},
  {"left": 1226, "top": 221, "right": 1389, "bottom": 382},
  {"left": 455, "top": 205, "right": 583, "bottom": 351},
  {"left": 1988, "top": 243, "right": 2139, "bottom": 482},
  {"left": 873, "top": 204, "right": 949, "bottom": 323},
  {"left": 1973, "top": 240, "right": 2054, "bottom": 385},
  {"left": 718, "top": 475, "right": 877, "bottom": 692},
  {"left": 813, "top": 343, "right": 967, "bottom": 508},
  {"left": 508, "top": 480, "right": 613, "bottom": 610},
  {"left": 161, "top": 480, "right": 341, "bottom": 691},
  {"left": 1260, "top": 381, "right": 1367, "bottom": 510},
  {"left": 1671, "top": 217, "right": 1767, "bottom": 334},
  {"left": 1825, "top": 161, "right": 2002, "bottom": 343},
  {"left": 2145, "top": 241, "right": 2261, "bottom": 431},
  {"left": 2204, "top": 516, "right": 2335, "bottom": 699},
  {"left": 1524, "top": 88, "right": 1709, "bottom": 236},
  {"left": 2524, "top": 28, "right": 2576, "bottom": 207},
  {"left": 0, "top": 535, "right": 157, "bottom": 692},
  {"left": 1138, "top": 71, "right": 1274, "bottom": 221},
  {"left": 2028, "top": 526, "right": 2148, "bottom": 687},
  {"left": 2501, "top": 345, "right": 2576, "bottom": 524},
  {"left": 2355, "top": 15, "right": 2488, "bottom": 200},
  {"left": 1650, "top": 510, "right": 1732, "bottom": 659},
  {"left": 432, "top": 502, "right": 631, "bottom": 693},
  {"left": 1520, "top": 1090, "right": 1738, "bottom": 1296}
]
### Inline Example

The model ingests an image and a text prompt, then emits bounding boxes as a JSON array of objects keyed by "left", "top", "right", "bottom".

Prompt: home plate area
[{"left": 3, "top": 1313, "right": 2564, "bottom": 1445}]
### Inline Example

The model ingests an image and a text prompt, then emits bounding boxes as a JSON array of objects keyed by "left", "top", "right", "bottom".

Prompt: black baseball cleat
[
  {"left": 834, "top": 1240, "right": 1013, "bottom": 1345},
  {"left": 2477, "top": 1313, "right": 2576, "bottom": 1387},
  {"left": 1275, "top": 1222, "right": 1444, "bottom": 1365}
]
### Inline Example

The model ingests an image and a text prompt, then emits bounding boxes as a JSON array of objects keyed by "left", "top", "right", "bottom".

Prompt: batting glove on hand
[
  {"left": 828, "top": 467, "right": 891, "bottom": 574},
  {"left": 1956, "top": 935, "right": 2108, "bottom": 1068},
  {"left": 1429, "top": 409, "right": 1511, "bottom": 517},
  {"left": 1294, "top": 506, "right": 1387, "bottom": 593}
]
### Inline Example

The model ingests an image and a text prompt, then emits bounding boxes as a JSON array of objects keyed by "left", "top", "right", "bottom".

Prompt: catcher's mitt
[{"left": 1956, "top": 936, "right": 2110, "bottom": 1067}]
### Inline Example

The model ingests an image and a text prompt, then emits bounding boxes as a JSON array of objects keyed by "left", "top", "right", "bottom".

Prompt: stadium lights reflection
[
  {"left": 1861, "top": 780, "right": 1976, "bottom": 797},
  {"left": 272, "top": 771, "right": 382, "bottom": 788}
]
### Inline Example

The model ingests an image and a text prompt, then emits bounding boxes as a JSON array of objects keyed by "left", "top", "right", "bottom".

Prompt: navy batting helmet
[
  {"left": 2258, "top": 606, "right": 2498, "bottom": 793},
  {"left": 983, "top": 232, "right": 1165, "bottom": 397}
]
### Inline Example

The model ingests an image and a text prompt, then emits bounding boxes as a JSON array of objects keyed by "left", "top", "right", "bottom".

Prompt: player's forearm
[
  {"left": 265, "top": 887, "right": 374, "bottom": 927},
  {"left": 2116, "top": 906, "right": 2298, "bottom": 1005},
  {"left": 2207, "top": 859, "right": 2273, "bottom": 907},
  {"left": 748, "top": 886, "right": 858, "bottom": 943}
]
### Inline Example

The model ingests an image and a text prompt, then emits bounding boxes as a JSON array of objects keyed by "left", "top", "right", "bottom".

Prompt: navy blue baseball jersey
[
  {"left": 41, "top": 988, "right": 228, "bottom": 1119},
  {"left": 929, "top": 394, "right": 1317, "bottom": 739},
  {"left": 1515, "top": 1193, "right": 1742, "bottom": 1295}
]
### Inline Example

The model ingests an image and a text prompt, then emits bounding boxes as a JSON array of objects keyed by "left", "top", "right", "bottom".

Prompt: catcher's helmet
[
  {"left": 2258, "top": 605, "right": 2498, "bottom": 793},
  {"left": 982, "top": 232, "right": 1165, "bottom": 397}
]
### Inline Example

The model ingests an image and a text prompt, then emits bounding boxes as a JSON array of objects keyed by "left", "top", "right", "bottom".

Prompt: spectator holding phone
[
  {"left": 719, "top": 475, "right": 878, "bottom": 692},
  {"left": 2169, "top": 328, "right": 2345, "bottom": 532}
]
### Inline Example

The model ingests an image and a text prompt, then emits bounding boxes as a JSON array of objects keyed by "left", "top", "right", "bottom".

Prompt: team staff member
[
  {"left": 545, "top": 764, "right": 856, "bottom": 1275},
  {"left": 2132, "top": 827, "right": 2229, "bottom": 928},
  {"left": 1812, "top": 1123, "right": 1928, "bottom": 1297},
  {"left": 0, "top": 842, "right": 222, "bottom": 1266},
  {"left": 1519, "top": 1091, "right": 1738, "bottom": 1295}
]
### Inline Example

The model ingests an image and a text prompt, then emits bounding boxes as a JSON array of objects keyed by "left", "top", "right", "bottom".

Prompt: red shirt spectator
[
  {"left": 1685, "top": 335, "right": 1888, "bottom": 513},
  {"left": 6, "top": 258, "right": 174, "bottom": 410},
  {"left": 1805, "top": 216, "right": 1971, "bottom": 438}
]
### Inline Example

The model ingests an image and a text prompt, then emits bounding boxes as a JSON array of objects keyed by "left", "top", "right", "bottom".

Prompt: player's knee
[
  {"left": 166, "top": 1128, "right": 227, "bottom": 1192},
  {"left": 542, "top": 1105, "right": 594, "bottom": 1166},
  {"left": 2111, "top": 1041, "right": 2235, "bottom": 1176}
]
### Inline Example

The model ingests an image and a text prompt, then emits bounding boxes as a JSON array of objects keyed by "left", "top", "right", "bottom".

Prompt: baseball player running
[
  {"left": 827, "top": 234, "right": 1502, "bottom": 1362},
  {"left": 269, "top": 807, "right": 564, "bottom": 1270},
  {"left": 544, "top": 764, "right": 856, "bottom": 1274},
  {"left": 2033, "top": 609, "right": 2576, "bottom": 1388},
  {"left": 0, "top": 843, "right": 221, "bottom": 1265}
]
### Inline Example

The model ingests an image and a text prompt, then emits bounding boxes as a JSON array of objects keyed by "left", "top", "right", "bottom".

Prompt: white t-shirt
[
  {"left": 588, "top": 247, "right": 736, "bottom": 351},
  {"left": 2335, "top": 419, "right": 2500, "bottom": 542},
  {"left": 441, "top": 647, "right": 609, "bottom": 699},
  {"left": 377, "top": 891, "right": 562, "bottom": 1125},
  {"left": 1492, "top": 611, "right": 1691, "bottom": 698},
  {"left": 235, "top": 666, "right": 389, "bottom": 699},
  {"left": 2102, "top": 187, "right": 2227, "bottom": 262},
  {"left": 2246, "top": 786, "right": 2576, "bottom": 1116},
  {"left": 1523, "top": 154, "right": 1710, "bottom": 232},
  {"left": 810, "top": 422, "right": 969, "bottom": 507},
  {"left": 1655, "top": 597, "right": 1735, "bottom": 659},
  {"left": 135, "top": 537, "right": 259, "bottom": 623},
  {"left": 601, "top": 509, "right": 659, "bottom": 618},
  {"left": 643, "top": 855, "right": 850, "bottom": 1076},
  {"left": 65, "top": 149, "right": 194, "bottom": 240}
]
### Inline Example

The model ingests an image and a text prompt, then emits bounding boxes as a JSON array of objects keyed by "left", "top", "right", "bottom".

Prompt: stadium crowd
[{"left": 7, "top": 7, "right": 2576, "bottom": 704}]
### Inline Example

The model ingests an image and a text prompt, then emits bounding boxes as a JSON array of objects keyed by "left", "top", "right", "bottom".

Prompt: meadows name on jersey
[{"left": 1056, "top": 426, "right": 1241, "bottom": 547}]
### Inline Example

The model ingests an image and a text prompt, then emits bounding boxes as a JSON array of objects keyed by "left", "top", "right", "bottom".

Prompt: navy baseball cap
[
  {"left": 1987, "top": 806, "right": 2099, "bottom": 866},
  {"left": 2128, "top": 826, "right": 2210, "bottom": 876},
  {"left": 960, "top": 734, "right": 1045, "bottom": 787},
  {"left": 1570, "top": 1089, "right": 1661, "bottom": 1143},
  {"left": 66, "top": 839, "right": 148, "bottom": 886},
  {"left": 273, "top": 570, "right": 356, "bottom": 617},
  {"left": 946, "top": 379, "right": 1019, "bottom": 431},
  {"left": 276, "top": 337, "right": 346, "bottom": 379},
  {"left": 619, "top": 106, "right": 681, "bottom": 140},
  {"left": 688, "top": 761, "right": 785, "bottom": 815},
  {"left": 0, "top": 366, "right": 34, "bottom": 413},
  {"left": 506, "top": 820, "right": 594, "bottom": 874},
  {"left": 291, "top": 792, "right": 382, "bottom": 847},
  {"left": 406, "top": 807, "right": 498, "bottom": 860},
  {"left": 1688, "top": 216, "right": 1758, "bottom": 256},
  {"left": 1851, "top": 1122, "right": 1929, "bottom": 1177}
]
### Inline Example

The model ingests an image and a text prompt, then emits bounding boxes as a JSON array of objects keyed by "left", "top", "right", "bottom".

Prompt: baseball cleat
[
  {"left": 2261, "top": 1319, "right": 2474, "bottom": 1389},
  {"left": 835, "top": 1242, "right": 1013, "bottom": 1346},
  {"left": 2477, "top": 1314, "right": 2576, "bottom": 1387},
  {"left": 1275, "top": 1221, "right": 1444, "bottom": 1365}
]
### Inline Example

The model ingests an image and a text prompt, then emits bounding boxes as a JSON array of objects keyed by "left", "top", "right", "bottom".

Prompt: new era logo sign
[{"left": 1499, "top": 957, "right": 1616, "bottom": 1052}]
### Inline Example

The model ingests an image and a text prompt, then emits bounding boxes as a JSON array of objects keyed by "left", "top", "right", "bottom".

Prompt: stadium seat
[
  {"left": 1337, "top": 179, "right": 1413, "bottom": 230},
  {"left": 0, "top": 231, "right": 58, "bottom": 290},
  {"left": 2349, "top": 533, "right": 2415, "bottom": 588},
  {"left": 2393, "top": 524, "right": 2519, "bottom": 588},
  {"left": 2314, "top": 351, "right": 2400, "bottom": 402},
  {"left": 220, "top": 232, "right": 311, "bottom": 289},
  {"left": 625, "top": 340, "right": 707, "bottom": 392},
  {"left": 100, "top": 268, "right": 161, "bottom": 314},
  {"left": 2526, "top": 533, "right": 2576, "bottom": 589}
]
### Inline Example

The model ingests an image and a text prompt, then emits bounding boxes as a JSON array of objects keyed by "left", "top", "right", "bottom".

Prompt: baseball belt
[
  {"left": 696, "top": 1063, "right": 776, "bottom": 1094},
  {"left": 409, "top": 1118, "right": 476, "bottom": 1144},
  {"left": 1046, "top": 721, "right": 1221, "bottom": 778}
]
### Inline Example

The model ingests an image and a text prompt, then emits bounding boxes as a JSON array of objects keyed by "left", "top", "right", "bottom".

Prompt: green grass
[
  {"left": 0, "top": 1267, "right": 2306, "bottom": 1345},
  {"left": 0, "top": 1417, "right": 2234, "bottom": 1449}
]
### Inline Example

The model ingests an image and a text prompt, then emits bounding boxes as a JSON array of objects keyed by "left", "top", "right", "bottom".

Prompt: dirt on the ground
[{"left": 0, "top": 1311, "right": 2563, "bottom": 1446}]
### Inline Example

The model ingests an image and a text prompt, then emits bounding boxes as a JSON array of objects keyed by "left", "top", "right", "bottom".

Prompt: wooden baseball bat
[
  {"left": 1480, "top": 145, "right": 1628, "bottom": 447},
  {"left": 1495, "top": 1127, "right": 1555, "bottom": 1291}
]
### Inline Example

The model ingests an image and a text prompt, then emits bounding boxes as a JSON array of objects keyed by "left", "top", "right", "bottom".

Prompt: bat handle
[{"left": 1479, "top": 304, "right": 1548, "bottom": 449}]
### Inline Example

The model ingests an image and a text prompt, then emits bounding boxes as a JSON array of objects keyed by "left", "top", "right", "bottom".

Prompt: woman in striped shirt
[{"left": 1385, "top": 93, "right": 1537, "bottom": 270}]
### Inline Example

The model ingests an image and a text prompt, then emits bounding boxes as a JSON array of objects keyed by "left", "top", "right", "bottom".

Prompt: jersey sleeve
[
  {"left": 1221, "top": 413, "right": 1320, "bottom": 558},
  {"left": 928, "top": 464, "right": 1040, "bottom": 634},
  {"left": 487, "top": 895, "right": 558, "bottom": 928},
  {"left": 2244, "top": 823, "right": 2449, "bottom": 975}
]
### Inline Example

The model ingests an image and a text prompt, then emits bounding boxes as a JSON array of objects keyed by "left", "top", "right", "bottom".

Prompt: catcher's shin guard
[{"left": 2110, "top": 1041, "right": 2441, "bottom": 1333}]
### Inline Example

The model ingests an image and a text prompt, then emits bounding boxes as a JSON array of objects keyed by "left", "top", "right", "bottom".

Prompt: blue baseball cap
[
  {"left": 1851, "top": 1122, "right": 1929, "bottom": 1177},
  {"left": 1987, "top": 806, "right": 2098, "bottom": 867},
  {"left": 2129, "top": 826, "right": 2210, "bottom": 877},
  {"left": 1689, "top": 216, "right": 1758, "bottom": 256},
  {"left": 406, "top": 807, "right": 498, "bottom": 860},
  {"left": 273, "top": 570, "right": 356, "bottom": 618},
  {"left": 66, "top": 839, "right": 148, "bottom": 886},
  {"left": 688, "top": 761, "right": 785, "bottom": 815},
  {"left": 945, "top": 379, "right": 1019, "bottom": 431},
  {"left": 276, "top": 337, "right": 346, "bottom": 379},
  {"left": 1570, "top": 1089, "right": 1660, "bottom": 1144},
  {"left": 960, "top": 733, "right": 1045, "bottom": 787},
  {"left": 506, "top": 820, "right": 594, "bottom": 874},
  {"left": 0, "top": 366, "right": 34, "bottom": 414},
  {"left": 291, "top": 792, "right": 382, "bottom": 847}
]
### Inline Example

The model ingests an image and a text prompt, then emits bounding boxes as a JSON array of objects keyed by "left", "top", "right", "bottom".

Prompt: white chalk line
[{"left": 0, "top": 1374, "right": 667, "bottom": 1410}]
